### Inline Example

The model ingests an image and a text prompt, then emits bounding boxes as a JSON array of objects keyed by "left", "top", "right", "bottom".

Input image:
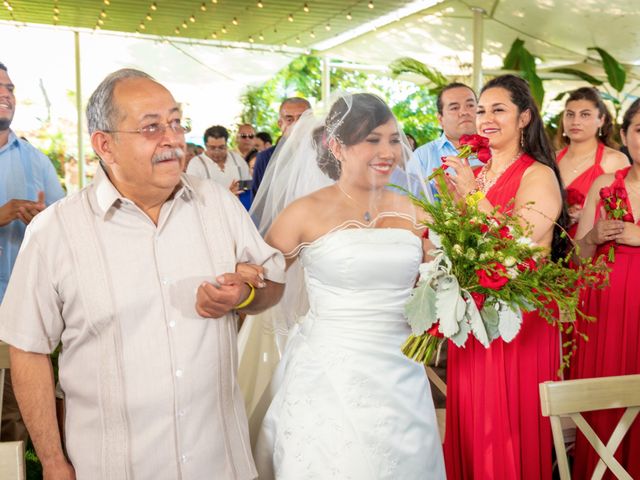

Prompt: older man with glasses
[
  {"left": 234, "top": 123, "right": 256, "bottom": 159},
  {"left": 0, "top": 68, "right": 285, "bottom": 480}
]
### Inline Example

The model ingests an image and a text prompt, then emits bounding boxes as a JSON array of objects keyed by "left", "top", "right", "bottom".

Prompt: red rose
[
  {"left": 476, "top": 147, "right": 492, "bottom": 163},
  {"left": 517, "top": 257, "right": 538, "bottom": 272},
  {"left": 480, "top": 224, "right": 490, "bottom": 234},
  {"left": 614, "top": 187, "right": 628, "bottom": 200},
  {"left": 599, "top": 186, "right": 612, "bottom": 199},
  {"left": 426, "top": 322, "right": 444, "bottom": 338},
  {"left": 623, "top": 213, "right": 634, "bottom": 222},
  {"left": 566, "top": 188, "right": 585, "bottom": 207},
  {"left": 498, "top": 225, "right": 513, "bottom": 239},
  {"left": 460, "top": 134, "right": 491, "bottom": 153},
  {"left": 470, "top": 291, "right": 486, "bottom": 311},
  {"left": 459, "top": 134, "right": 475, "bottom": 147},
  {"left": 476, "top": 263, "right": 509, "bottom": 290}
]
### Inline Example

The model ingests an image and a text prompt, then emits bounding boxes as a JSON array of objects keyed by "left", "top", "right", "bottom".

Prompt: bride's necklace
[
  {"left": 476, "top": 150, "right": 522, "bottom": 194},
  {"left": 336, "top": 183, "right": 377, "bottom": 222}
]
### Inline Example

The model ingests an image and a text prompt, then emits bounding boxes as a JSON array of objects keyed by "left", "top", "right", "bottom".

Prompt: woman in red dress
[
  {"left": 556, "top": 87, "right": 629, "bottom": 237},
  {"left": 571, "top": 99, "right": 640, "bottom": 479},
  {"left": 441, "top": 75, "right": 568, "bottom": 479}
]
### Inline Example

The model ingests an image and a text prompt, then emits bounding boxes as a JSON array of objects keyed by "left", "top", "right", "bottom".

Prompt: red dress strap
[
  {"left": 594, "top": 142, "right": 605, "bottom": 166},
  {"left": 556, "top": 146, "right": 569, "bottom": 163}
]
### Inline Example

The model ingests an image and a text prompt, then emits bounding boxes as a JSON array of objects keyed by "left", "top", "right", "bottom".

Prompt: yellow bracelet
[
  {"left": 234, "top": 283, "right": 256, "bottom": 310},
  {"left": 466, "top": 190, "right": 485, "bottom": 207}
]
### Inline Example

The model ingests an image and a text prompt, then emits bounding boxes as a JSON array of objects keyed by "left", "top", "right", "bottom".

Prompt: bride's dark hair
[
  {"left": 313, "top": 93, "right": 394, "bottom": 180},
  {"left": 481, "top": 75, "right": 570, "bottom": 260}
]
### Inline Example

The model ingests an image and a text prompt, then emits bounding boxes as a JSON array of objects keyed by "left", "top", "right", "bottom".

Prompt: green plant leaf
[
  {"left": 588, "top": 47, "right": 626, "bottom": 92},
  {"left": 553, "top": 90, "right": 571, "bottom": 102},
  {"left": 389, "top": 57, "right": 448, "bottom": 89},
  {"left": 600, "top": 91, "right": 622, "bottom": 106},
  {"left": 527, "top": 71, "right": 545, "bottom": 107},
  {"left": 549, "top": 68, "right": 603, "bottom": 86},
  {"left": 503, "top": 38, "right": 525, "bottom": 70}
]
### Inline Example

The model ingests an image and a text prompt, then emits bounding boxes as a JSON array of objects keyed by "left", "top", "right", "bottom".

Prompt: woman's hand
[
  {"left": 615, "top": 222, "right": 640, "bottom": 247},
  {"left": 586, "top": 218, "right": 625, "bottom": 246},
  {"left": 442, "top": 155, "right": 477, "bottom": 196},
  {"left": 235, "top": 263, "right": 267, "bottom": 289}
]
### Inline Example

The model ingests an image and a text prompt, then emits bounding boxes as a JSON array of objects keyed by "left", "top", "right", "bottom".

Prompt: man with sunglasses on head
[
  {"left": 234, "top": 123, "right": 256, "bottom": 159},
  {"left": 187, "top": 125, "right": 252, "bottom": 196},
  {"left": 0, "top": 68, "right": 285, "bottom": 480},
  {"left": 0, "top": 62, "right": 65, "bottom": 443}
]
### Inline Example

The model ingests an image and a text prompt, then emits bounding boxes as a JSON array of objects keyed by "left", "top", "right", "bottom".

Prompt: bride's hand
[
  {"left": 442, "top": 155, "right": 477, "bottom": 196},
  {"left": 434, "top": 170, "right": 464, "bottom": 203},
  {"left": 235, "top": 263, "right": 267, "bottom": 288}
]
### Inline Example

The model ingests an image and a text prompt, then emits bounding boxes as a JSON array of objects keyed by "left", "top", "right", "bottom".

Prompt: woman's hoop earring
[
  {"left": 598, "top": 126, "right": 602, "bottom": 137},
  {"left": 520, "top": 129, "right": 525, "bottom": 148}
]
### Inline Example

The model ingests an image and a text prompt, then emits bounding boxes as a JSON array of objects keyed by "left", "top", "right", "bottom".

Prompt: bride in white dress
[{"left": 249, "top": 93, "right": 445, "bottom": 479}]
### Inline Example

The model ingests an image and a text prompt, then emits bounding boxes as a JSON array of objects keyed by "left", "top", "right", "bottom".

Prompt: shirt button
[
  {"left": 175, "top": 369, "right": 183, "bottom": 378},
  {"left": 180, "top": 454, "right": 188, "bottom": 464},
  {"left": 178, "top": 409, "right": 186, "bottom": 417},
  {"left": 161, "top": 278, "right": 169, "bottom": 285},
  {"left": 169, "top": 320, "right": 176, "bottom": 328}
]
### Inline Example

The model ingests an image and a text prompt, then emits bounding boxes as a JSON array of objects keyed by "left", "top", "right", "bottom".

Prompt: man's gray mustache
[{"left": 152, "top": 148, "right": 185, "bottom": 164}]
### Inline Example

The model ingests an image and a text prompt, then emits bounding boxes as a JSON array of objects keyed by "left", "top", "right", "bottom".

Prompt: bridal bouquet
[{"left": 397, "top": 136, "right": 608, "bottom": 370}]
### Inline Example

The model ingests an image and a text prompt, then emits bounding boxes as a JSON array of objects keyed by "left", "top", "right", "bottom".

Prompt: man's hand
[
  {"left": 42, "top": 457, "right": 76, "bottom": 480},
  {"left": 196, "top": 273, "right": 250, "bottom": 318},
  {"left": 228, "top": 180, "right": 242, "bottom": 196},
  {"left": 0, "top": 191, "right": 46, "bottom": 226}
]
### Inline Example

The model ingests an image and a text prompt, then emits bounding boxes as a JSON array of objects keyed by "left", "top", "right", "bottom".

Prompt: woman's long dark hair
[
  {"left": 556, "top": 87, "right": 617, "bottom": 148},
  {"left": 481, "top": 75, "right": 570, "bottom": 261}
]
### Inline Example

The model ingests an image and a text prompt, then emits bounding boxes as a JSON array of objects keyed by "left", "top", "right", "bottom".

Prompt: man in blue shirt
[
  {"left": 251, "top": 97, "right": 311, "bottom": 197},
  {"left": 408, "top": 83, "right": 479, "bottom": 195},
  {"left": 0, "top": 61, "right": 65, "bottom": 441}
]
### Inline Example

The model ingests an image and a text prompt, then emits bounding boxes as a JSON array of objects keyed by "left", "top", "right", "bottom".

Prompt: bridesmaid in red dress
[
  {"left": 556, "top": 87, "right": 629, "bottom": 237},
  {"left": 571, "top": 99, "right": 640, "bottom": 479},
  {"left": 441, "top": 75, "right": 568, "bottom": 479}
]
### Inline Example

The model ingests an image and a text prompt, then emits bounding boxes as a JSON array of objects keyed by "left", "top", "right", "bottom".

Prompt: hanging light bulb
[
  {"left": 211, "top": 0, "right": 217, "bottom": 3},
  {"left": 257, "top": 0, "right": 263, "bottom": 7},
  {"left": 139, "top": 22, "right": 145, "bottom": 29},
  {"left": 103, "top": 0, "right": 110, "bottom": 5},
  {"left": 303, "top": 3, "right": 309, "bottom": 12},
  {"left": 346, "top": 12, "right": 352, "bottom": 20},
  {"left": 249, "top": 36, "right": 254, "bottom": 43},
  {"left": 325, "top": 23, "right": 331, "bottom": 31},
  {"left": 295, "top": 36, "right": 301, "bottom": 44},
  {"left": 53, "top": 6, "right": 59, "bottom": 14},
  {"left": 221, "top": 25, "right": 227, "bottom": 33},
  {"left": 309, "top": 30, "right": 315, "bottom": 38},
  {"left": 53, "top": 14, "right": 59, "bottom": 21},
  {"left": 100, "top": 9, "right": 107, "bottom": 17},
  {"left": 368, "top": 0, "right": 374, "bottom": 8},
  {"left": 146, "top": 13, "right": 152, "bottom": 20},
  {"left": 150, "top": 2, "right": 157, "bottom": 11},
  {"left": 97, "top": 18, "right": 104, "bottom": 25},
  {"left": 189, "top": 14, "right": 196, "bottom": 22},
  {"left": 288, "top": 13, "right": 293, "bottom": 22},
  {"left": 95, "top": 24, "right": 101, "bottom": 30},
  {"left": 211, "top": 31, "right": 218, "bottom": 38},
  {"left": 175, "top": 26, "right": 180, "bottom": 34},
  {"left": 200, "top": 3, "right": 206, "bottom": 11},
  {"left": 181, "top": 20, "right": 188, "bottom": 28},
  {"left": 232, "top": 17, "right": 239, "bottom": 25},
  {"left": 259, "top": 32, "right": 264, "bottom": 40}
]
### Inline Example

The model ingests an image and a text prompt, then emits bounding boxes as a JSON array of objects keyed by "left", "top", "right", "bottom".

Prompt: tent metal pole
[
  {"left": 321, "top": 56, "right": 331, "bottom": 105},
  {"left": 471, "top": 7, "right": 485, "bottom": 92},
  {"left": 74, "top": 30, "right": 85, "bottom": 188}
]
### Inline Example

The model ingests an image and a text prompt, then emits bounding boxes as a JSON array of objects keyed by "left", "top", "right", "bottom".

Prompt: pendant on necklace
[{"left": 364, "top": 211, "right": 372, "bottom": 222}]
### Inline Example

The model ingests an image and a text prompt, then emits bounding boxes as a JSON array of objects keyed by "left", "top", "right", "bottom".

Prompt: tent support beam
[
  {"left": 321, "top": 56, "right": 331, "bottom": 105},
  {"left": 471, "top": 7, "right": 485, "bottom": 92},
  {"left": 74, "top": 30, "right": 85, "bottom": 188}
]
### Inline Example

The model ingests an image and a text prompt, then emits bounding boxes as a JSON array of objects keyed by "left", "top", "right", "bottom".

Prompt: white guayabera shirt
[{"left": 0, "top": 167, "right": 285, "bottom": 480}]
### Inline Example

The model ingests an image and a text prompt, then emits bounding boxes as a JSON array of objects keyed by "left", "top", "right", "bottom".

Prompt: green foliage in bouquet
[{"left": 395, "top": 170, "right": 609, "bottom": 372}]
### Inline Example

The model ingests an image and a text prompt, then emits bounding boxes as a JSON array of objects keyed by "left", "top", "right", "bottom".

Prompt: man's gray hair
[
  {"left": 86, "top": 68, "right": 154, "bottom": 134},
  {"left": 279, "top": 97, "right": 311, "bottom": 113},
  {"left": 0, "top": 62, "right": 7, "bottom": 72}
]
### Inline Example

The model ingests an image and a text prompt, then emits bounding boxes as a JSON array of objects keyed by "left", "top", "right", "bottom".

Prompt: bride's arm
[{"left": 265, "top": 198, "right": 309, "bottom": 268}]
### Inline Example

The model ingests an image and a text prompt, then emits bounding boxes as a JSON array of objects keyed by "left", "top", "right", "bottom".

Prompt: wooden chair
[
  {"left": 539, "top": 374, "right": 640, "bottom": 480},
  {"left": 0, "top": 441, "right": 25, "bottom": 480}
]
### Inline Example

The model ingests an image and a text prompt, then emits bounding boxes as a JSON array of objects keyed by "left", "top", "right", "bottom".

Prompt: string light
[
  {"left": 211, "top": 0, "right": 217, "bottom": 4},
  {"left": 303, "top": 3, "right": 309, "bottom": 12},
  {"left": 325, "top": 23, "right": 331, "bottom": 31},
  {"left": 346, "top": 12, "right": 352, "bottom": 20},
  {"left": 232, "top": 17, "right": 239, "bottom": 25},
  {"left": 200, "top": 2, "right": 206, "bottom": 11},
  {"left": 103, "top": 0, "right": 110, "bottom": 5},
  {"left": 146, "top": 13, "right": 152, "bottom": 20},
  {"left": 309, "top": 30, "right": 315, "bottom": 38},
  {"left": 288, "top": 13, "right": 293, "bottom": 22},
  {"left": 100, "top": 9, "right": 107, "bottom": 18},
  {"left": 257, "top": 0, "right": 263, "bottom": 7},
  {"left": 181, "top": 20, "right": 188, "bottom": 28},
  {"left": 150, "top": 2, "right": 157, "bottom": 11},
  {"left": 139, "top": 22, "right": 145, "bottom": 29},
  {"left": 53, "top": 6, "right": 59, "bottom": 14},
  {"left": 53, "top": 14, "right": 59, "bottom": 21},
  {"left": 211, "top": 31, "right": 218, "bottom": 38},
  {"left": 221, "top": 25, "right": 227, "bottom": 33},
  {"left": 295, "top": 36, "right": 301, "bottom": 43},
  {"left": 175, "top": 26, "right": 180, "bottom": 34},
  {"left": 249, "top": 36, "right": 254, "bottom": 43},
  {"left": 259, "top": 32, "right": 264, "bottom": 40},
  {"left": 97, "top": 18, "right": 104, "bottom": 25},
  {"left": 95, "top": 24, "right": 101, "bottom": 30},
  {"left": 368, "top": 0, "right": 374, "bottom": 8},
  {"left": 189, "top": 15, "right": 196, "bottom": 22}
]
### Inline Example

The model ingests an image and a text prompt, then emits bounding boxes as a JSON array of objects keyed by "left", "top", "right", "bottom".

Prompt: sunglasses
[{"left": 238, "top": 133, "right": 255, "bottom": 139}]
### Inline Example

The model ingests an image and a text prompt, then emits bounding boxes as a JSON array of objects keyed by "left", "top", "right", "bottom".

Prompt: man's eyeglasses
[
  {"left": 104, "top": 119, "right": 191, "bottom": 140},
  {"left": 238, "top": 133, "right": 255, "bottom": 139}
]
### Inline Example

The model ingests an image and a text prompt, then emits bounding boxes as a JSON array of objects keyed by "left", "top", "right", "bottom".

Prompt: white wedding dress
[{"left": 255, "top": 228, "right": 445, "bottom": 479}]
